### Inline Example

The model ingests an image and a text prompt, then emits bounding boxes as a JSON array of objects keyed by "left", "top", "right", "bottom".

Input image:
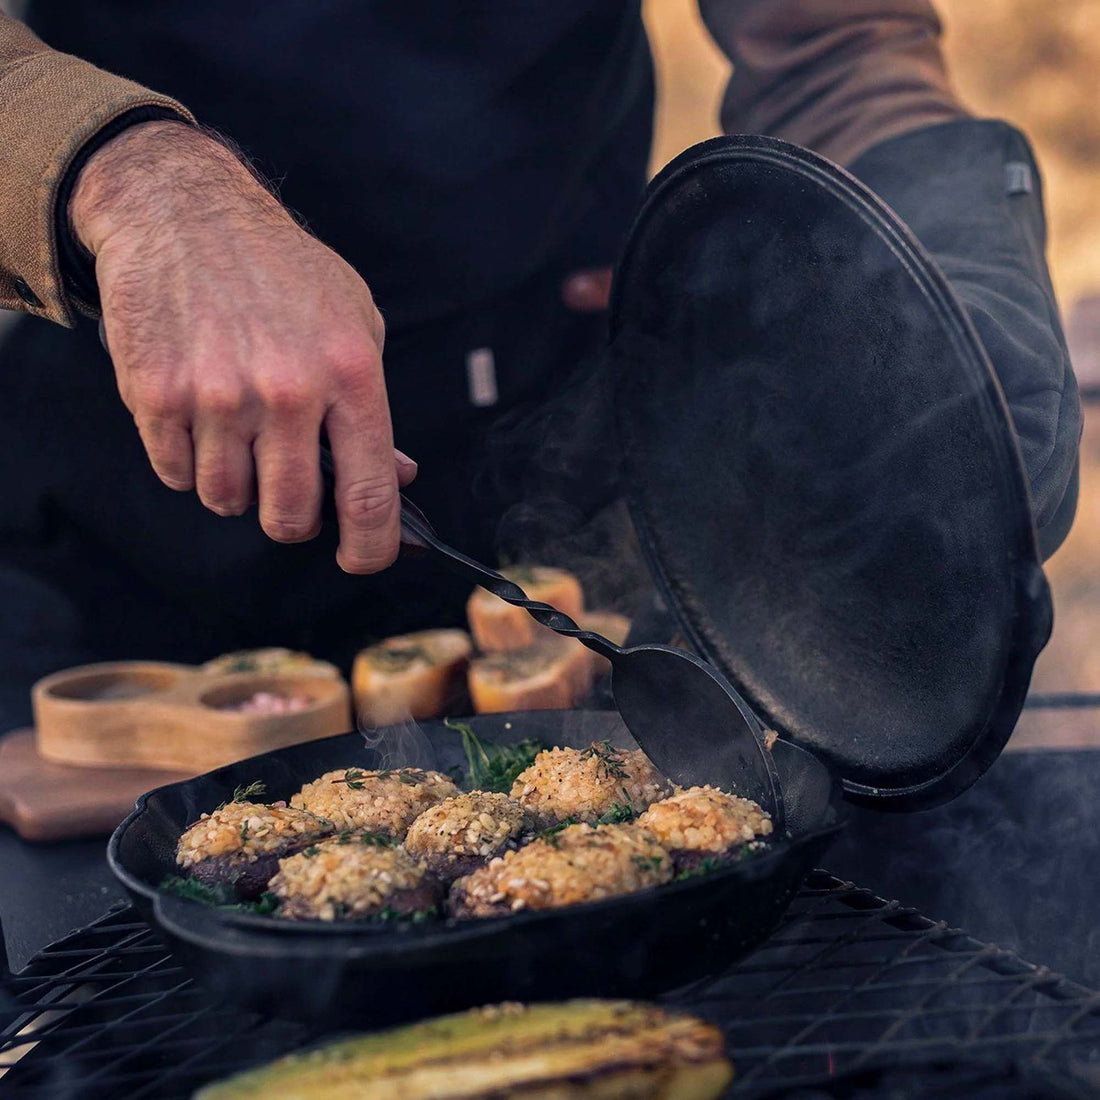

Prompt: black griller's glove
[{"left": 850, "top": 118, "right": 1082, "bottom": 560}]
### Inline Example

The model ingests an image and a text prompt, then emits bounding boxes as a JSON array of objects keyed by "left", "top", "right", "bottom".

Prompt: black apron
[{"left": 0, "top": 2, "right": 653, "bottom": 729}]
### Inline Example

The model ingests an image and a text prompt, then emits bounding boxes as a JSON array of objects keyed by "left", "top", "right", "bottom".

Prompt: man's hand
[{"left": 70, "top": 120, "right": 415, "bottom": 574}]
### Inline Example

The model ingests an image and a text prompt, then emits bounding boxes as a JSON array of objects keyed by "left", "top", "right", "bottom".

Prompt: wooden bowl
[{"left": 33, "top": 661, "right": 352, "bottom": 773}]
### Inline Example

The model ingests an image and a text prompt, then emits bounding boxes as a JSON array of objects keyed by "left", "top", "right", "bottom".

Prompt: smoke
[
  {"left": 356, "top": 714, "right": 440, "bottom": 772},
  {"left": 826, "top": 740, "right": 1100, "bottom": 988},
  {"left": 474, "top": 350, "right": 655, "bottom": 620}
]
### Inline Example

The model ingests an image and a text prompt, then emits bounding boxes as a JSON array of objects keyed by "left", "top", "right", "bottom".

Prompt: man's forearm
[
  {"left": 0, "top": 14, "right": 192, "bottom": 325},
  {"left": 698, "top": 0, "right": 968, "bottom": 166}
]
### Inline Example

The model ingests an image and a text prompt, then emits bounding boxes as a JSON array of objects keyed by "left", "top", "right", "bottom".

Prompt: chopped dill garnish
[
  {"left": 302, "top": 845, "right": 321, "bottom": 857},
  {"left": 239, "top": 820, "right": 251, "bottom": 841},
  {"left": 445, "top": 717, "right": 543, "bottom": 793},
  {"left": 632, "top": 854, "right": 665, "bottom": 873},
  {"left": 215, "top": 780, "right": 266, "bottom": 810}
]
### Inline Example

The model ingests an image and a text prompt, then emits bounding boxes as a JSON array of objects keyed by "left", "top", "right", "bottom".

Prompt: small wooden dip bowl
[{"left": 33, "top": 661, "right": 352, "bottom": 773}]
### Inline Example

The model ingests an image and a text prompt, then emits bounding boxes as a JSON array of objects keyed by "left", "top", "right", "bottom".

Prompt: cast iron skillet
[{"left": 109, "top": 710, "right": 841, "bottom": 1027}]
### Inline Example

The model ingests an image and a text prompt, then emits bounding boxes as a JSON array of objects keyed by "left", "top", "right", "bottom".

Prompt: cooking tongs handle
[{"left": 318, "top": 445, "right": 621, "bottom": 662}]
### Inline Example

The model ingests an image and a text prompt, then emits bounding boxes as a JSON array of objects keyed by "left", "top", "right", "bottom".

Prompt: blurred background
[
  {"left": 645, "top": 0, "right": 1100, "bottom": 746},
  {"left": 1, "top": 0, "right": 1095, "bottom": 734}
]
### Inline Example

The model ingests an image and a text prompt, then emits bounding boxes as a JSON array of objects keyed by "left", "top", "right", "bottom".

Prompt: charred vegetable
[{"left": 194, "top": 999, "right": 732, "bottom": 1099}]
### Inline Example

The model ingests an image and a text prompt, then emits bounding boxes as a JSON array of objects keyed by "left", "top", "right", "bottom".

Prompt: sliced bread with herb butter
[
  {"left": 352, "top": 629, "right": 472, "bottom": 727},
  {"left": 468, "top": 634, "right": 592, "bottom": 714},
  {"left": 466, "top": 565, "right": 584, "bottom": 651}
]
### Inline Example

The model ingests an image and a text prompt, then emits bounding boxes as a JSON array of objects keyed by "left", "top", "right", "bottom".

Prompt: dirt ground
[{"left": 644, "top": 0, "right": 1100, "bottom": 744}]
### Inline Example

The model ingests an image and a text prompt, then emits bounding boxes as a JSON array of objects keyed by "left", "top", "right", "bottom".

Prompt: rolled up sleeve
[
  {"left": 698, "top": 0, "right": 968, "bottom": 166},
  {"left": 0, "top": 15, "right": 193, "bottom": 326}
]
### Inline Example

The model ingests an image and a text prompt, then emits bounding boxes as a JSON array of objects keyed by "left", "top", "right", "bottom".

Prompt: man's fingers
[
  {"left": 193, "top": 426, "right": 255, "bottom": 516},
  {"left": 254, "top": 420, "right": 323, "bottom": 543},
  {"left": 325, "top": 408, "right": 400, "bottom": 574},
  {"left": 135, "top": 417, "right": 196, "bottom": 491}
]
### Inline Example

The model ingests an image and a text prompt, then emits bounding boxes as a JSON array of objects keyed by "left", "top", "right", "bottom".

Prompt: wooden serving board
[
  {"left": 0, "top": 728, "right": 191, "bottom": 841},
  {"left": 33, "top": 660, "right": 353, "bottom": 773}
]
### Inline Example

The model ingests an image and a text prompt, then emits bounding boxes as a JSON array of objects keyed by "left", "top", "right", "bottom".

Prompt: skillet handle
[{"left": 318, "top": 444, "right": 431, "bottom": 555}]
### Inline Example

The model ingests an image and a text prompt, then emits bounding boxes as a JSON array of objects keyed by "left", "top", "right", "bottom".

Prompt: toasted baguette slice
[
  {"left": 469, "top": 635, "right": 593, "bottom": 714},
  {"left": 353, "top": 630, "right": 472, "bottom": 727},
  {"left": 579, "top": 609, "right": 632, "bottom": 677},
  {"left": 202, "top": 647, "right": 340, "bottom": 678},
  {"left": 196, "top": 999, "right": 733, "bottom": 1100},
  {"left": 466, "top": 565, "right": 584, "bottom": 651}
]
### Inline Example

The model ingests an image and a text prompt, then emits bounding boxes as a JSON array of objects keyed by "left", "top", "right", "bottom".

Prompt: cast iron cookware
[
  {"left": 609, "top": 136, "right": 1051, "bottom": 810},
  {"left": 109, "top": 712, "right": 841, "bottom": 1027},
  {"left": 110, "top": 135, "right": 1052, "bottom": 1023}
]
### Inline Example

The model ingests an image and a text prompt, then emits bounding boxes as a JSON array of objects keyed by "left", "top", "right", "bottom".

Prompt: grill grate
[{"left": 3, "top": 871, "right": 1099, "bottom": 1099}]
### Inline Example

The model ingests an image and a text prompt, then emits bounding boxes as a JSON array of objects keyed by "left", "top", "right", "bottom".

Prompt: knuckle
[
  {"left": 258, "top": 375, "right": 312, "bottom": 416},
  {"left": 328, "top": 342, "right": 382, "bottom": 392},
  {"left": 340, "top": 473, "right": 397, "bottom": 531},
  {"left": 135, "top": 380, "right": 185, "bottom": 421},
  {"left": 195, "top": 381, "right": 245, "bottom": 419}
]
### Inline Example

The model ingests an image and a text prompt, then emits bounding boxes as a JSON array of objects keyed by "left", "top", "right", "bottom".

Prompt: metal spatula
[{"left": 321, "top": 449, "right": 783, "bottom": 825}]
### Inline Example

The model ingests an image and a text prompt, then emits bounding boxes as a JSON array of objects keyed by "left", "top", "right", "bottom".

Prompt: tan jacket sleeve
[
  {"left": 697, "top": 0, "right": 968, "bottom": 167},
  {"left": 0, "top": 15, "right": 193, "bottom": 326}
]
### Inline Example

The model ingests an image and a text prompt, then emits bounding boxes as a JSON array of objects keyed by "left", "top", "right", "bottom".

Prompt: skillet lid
[{"left": 609, "top": 136, "right": 1052, "bottom": 811}]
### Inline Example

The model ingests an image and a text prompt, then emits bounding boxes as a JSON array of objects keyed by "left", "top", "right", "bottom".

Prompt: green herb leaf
[
  {"left": 158, "top": 876, "right": 279, "bottom": 915},
  {"left": 583, "top": 739, "right": 627, "bottom": 780},
  {"left": 445, "top": 717, "right": 543, "bottom": 793},
  {"left": 215, "top": 779, "right": 267, "bottom": 810},
  {"left": 597, "top": 801, "right": 636, "bottom": 825},
  {"left": 336, "top": 767, "right": 367, "bottom": 790}
]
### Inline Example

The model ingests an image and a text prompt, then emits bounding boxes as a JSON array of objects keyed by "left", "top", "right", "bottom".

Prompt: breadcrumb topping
[
  {"left": 405, "top": 792, "right": 527, "bottom": 861},
  {"left": 450, "top": 822, "right": 672, "bottom": 917},
  {"left": 510, "top": 744, "right": 670, "bottom": 829},
  {"left": 636, "top": 786, "right": 773, "bottom": 854},
  {"left": 270, "top": 839, "right": 434, "bottom": 921},
  {"left": 291, "top": 767, "right": 459, "bottom": 838},
  {"left": 175, "top": 801, "right": 332, "bottom": 868}
]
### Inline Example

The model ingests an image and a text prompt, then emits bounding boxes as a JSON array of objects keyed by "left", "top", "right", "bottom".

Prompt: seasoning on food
[
  {"left": 510, "top": 742, "right": 670, "bottom": 829},
  {"left": 291, "top": 767, "right": 459, "bottom": 838},
  {"left": 449, "top": 822, "right": 672, "bottom": 918}
]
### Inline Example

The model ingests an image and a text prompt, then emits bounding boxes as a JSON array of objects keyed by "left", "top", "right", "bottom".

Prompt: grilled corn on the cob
[{"left": 194, "top": 999, "right": 731, "bottom": 1099}]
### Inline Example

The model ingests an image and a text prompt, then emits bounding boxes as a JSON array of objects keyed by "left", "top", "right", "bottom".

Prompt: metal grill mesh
[{"left": 3, "top": 871, "right": 1099, "bottom": 1099}]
